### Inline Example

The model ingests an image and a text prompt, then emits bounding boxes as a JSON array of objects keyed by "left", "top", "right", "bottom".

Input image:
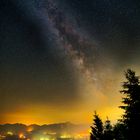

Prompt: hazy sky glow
[{"left": 0, "top": 0, "right": 140, "bottom": 125}]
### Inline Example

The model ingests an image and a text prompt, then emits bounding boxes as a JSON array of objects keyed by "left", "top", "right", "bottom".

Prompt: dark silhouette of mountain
[
  {"left": 0, "top": 123, "right": 27, "bottom": 135},
  {"left": 0, "top": 122, "right": 88, "bottom": 135}
]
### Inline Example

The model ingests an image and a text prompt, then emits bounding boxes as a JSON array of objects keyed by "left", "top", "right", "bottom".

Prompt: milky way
[{"left": 0, "top": 0, "right": 140, "bottom": 124}]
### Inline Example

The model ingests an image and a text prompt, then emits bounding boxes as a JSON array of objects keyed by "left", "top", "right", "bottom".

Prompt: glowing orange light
[
  {"left": 27, "top": 126, "right": 34, "bottom": 132},
  {"left": 19, "top": 133, "right": 25, "bottom": 139}
]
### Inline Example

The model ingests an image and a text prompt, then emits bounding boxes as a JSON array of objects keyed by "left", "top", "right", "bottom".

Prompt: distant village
[{"left": 0, "top": 122, "right": 89, "bottom": 140}]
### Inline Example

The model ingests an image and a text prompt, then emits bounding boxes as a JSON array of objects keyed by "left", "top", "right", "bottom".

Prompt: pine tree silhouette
[
  {"left": 120, "top": 69, "right": 140, "bottom": 139},
  {"left": 103, "top": 117, "right": 113, "bottom": 140},
  {"left": 90, "top": 111, "right": 104, "bottom": 140}
]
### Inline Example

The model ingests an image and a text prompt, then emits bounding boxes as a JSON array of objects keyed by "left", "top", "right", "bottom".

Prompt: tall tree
[
  {"left": 90, "top": 111, "right": 104, "bottom": 140},
  {"left": 120, "top": 69, "right": 140, "bottom": 139}
]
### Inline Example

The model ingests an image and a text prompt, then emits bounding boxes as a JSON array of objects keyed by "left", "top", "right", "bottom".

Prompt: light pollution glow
[
  {"left": 1, "top": 0, "right": 140, "bottom": 127},
  {"left": 1, "top": 69, "right": 125, "bottom": 125},
  {"left": 2, "top": 65, "right": 140, "bottom": 125}
]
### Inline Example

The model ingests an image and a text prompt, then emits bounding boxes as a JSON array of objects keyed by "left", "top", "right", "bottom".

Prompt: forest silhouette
[{"left": 90, "top": 69, "right": 140, "bottom": 140}]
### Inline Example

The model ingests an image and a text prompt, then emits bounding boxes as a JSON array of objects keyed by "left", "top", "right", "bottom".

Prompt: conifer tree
[
  {"left": 103, "top": 117, "right": 113, "bottom": 140},
  {"left": 120, "top": 69, "right": 140, "bottom": 139},
  {"left": 90, "top": 111, "right": 103, "bottom": 140}
]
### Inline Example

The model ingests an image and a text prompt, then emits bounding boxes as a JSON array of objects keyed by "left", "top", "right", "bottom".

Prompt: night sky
[{"left": 0, "top": 0, "right": 140, "bottom": 124}]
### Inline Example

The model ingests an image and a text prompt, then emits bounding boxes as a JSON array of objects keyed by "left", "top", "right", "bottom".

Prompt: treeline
[{"left": 90, "top": 69, "right": 140, "bottom": 140}]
